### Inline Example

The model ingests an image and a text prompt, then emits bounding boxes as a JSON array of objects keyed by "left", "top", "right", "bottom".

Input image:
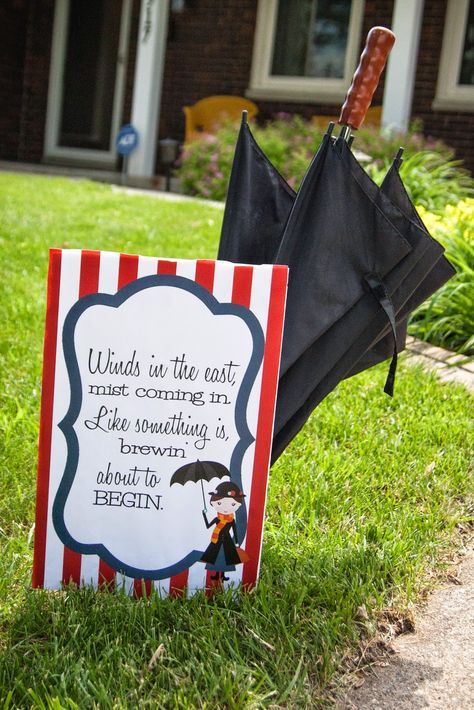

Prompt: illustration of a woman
[{"left": 200, "top": 481, "right": 248, "bottom": 581}]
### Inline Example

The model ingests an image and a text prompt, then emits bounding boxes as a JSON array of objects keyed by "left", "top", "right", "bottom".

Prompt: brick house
[{"left": 2, "top": 0, "right": 473, "bottom": 179}]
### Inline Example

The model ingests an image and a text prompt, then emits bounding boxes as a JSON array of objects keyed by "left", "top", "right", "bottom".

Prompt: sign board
[
  {"left": 116, "top": 125, "right": 139, "bottom": 156},
  {"left": 33, "top": 250, "right": 288, "bottom": 596}
]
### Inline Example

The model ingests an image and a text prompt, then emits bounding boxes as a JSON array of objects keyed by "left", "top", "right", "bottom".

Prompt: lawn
[{"left": 0, "top": 173, "right": 472, "bottom": 708}]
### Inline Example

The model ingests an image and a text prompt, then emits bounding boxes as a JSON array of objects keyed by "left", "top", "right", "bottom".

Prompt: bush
[
  {"left": 370, "top": 151, "right": 474, "bottom": 213},
  {"left": 178, "top": 133, "right": 234, "bottom": 200},
  {"left": 176, "top": 115, "right": 473, "bottom": 209},
  {"left": 408, "top": 200, "right": 474, "bottom": 355}
]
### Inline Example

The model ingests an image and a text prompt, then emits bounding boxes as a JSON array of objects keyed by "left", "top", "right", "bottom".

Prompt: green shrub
[
  {"left": 178, "top": 133, "right": 233, "bottom": 201},
  {"left": 370, "top": 151, "right": 474, "bottom": 213},
  {"left": 176, "top": 115, "right": 472, "bottom": 210},
  {"left": 408, "top": 200, "right": 474, "bottom": 355},
  {"left": 355, "top": 120, "right": 447, "bottom": 163},
  {"left": 177, "top": 116, "right": 321, "bottom": 199}
]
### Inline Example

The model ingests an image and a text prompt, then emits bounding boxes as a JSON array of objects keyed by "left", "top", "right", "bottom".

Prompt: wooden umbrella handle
[{"left": 338, "top": 26, "right": 395, "bottom": 130}]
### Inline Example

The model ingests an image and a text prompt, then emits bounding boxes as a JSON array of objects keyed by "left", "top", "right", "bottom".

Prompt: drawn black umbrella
[
  {"left": 217, "top": 27, "right": 454, "bottom": 463},
  {"left": 170, "top": 460, "right": 230, "bottom": 511}
]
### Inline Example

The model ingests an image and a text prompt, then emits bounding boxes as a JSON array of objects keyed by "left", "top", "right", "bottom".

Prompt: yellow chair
[
  {"left": 183, "top": 96, "right": 259, "bottom": 144},
  {"left": 311, "top": 105, "right": 382, "bottom": 130}
]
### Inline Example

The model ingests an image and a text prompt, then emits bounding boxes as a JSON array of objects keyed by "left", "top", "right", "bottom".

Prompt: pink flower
[{"left": 202, "top": 134, "right": 218, "bottom": 145}]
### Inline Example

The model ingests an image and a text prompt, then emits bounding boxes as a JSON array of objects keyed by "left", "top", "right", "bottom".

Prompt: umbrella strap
[{"left": 364, "top": 273, "right": 398, "bottom": 397}]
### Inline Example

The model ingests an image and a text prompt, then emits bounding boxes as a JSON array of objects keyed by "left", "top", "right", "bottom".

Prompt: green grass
[{"left": 0, "top": 173, "right": 473, "bottom": 708}]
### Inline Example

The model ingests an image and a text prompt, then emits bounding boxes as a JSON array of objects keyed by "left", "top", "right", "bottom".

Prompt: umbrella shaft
[
  {"left": 338, "top": 125, "right": 352, "bottom": 142},
  {"left": 200, "top": 477, "right": 207, "bottom": 512}
]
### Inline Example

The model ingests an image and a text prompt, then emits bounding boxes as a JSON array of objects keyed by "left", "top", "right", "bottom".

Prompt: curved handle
[{"left": 338, "top": 26, "right": 395, "bottom": 130}]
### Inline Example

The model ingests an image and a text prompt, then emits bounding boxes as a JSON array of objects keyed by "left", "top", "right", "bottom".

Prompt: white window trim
[
  {"left": 246, "top": 0, "right": 365, "bottom": 104},
  {"left": 433, "top": 0, "right": 474, "bottom": 112}
]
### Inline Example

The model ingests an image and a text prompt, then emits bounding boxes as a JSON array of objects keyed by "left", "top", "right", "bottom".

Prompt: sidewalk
[
  {"left": 340, "top": 340, "right": 473, "bottom": 709},
  {"left": 342, "top": 545, "right": 474, "bottom": 709},
  {"left": 0, "top": 159, "right": 178, "bottom": 192},
  {"left": 0, "top": 160, "right": 225, "bottom": 211},
  {"left": 405, "top": 336, "right": 474, "bottom": 391}
]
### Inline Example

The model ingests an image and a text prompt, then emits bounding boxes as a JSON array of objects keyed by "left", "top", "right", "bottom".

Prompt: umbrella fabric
[
  {"left": 218, "top": 113, "right": 295, "bottom": 265},
  {"left": 216, "top": 120, "right": 453, "bottom": 463},
  {"left": 218, "top": 118, "right": 410, "bottom": 375},
  {"left": 272, "top": 250, "right": 451, "bottom": 462},
  {"left": 273, "top": 136, "right": 412, "bottom": 374},
  {"left": 170, "top": 460, "right": 230, "bottom": 486},
  {"left": 218, "top": 119, "right": 418, "bottom": 387},
  {"left": 347, "top": 159, "right": 455, "bottom": 376},
  {"left": 334, "top": 142, "right": 454, "bottom": 373},
  {"left": 219, "top": 120, "right": 453, "bottom": 363},
  {"left": 271, "top": 145, "right": 454, "bottom": 462},
  {"left": 379, "top": 161, "right": 455, "bottom": 309}
]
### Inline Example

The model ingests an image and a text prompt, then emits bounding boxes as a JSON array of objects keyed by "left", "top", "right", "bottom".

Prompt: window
[
  {"left": 434, "top": 0, "right": 474, "bottom": 111},
  {"left": 247, "top": 0, "right": 365, "bottom": 103}
]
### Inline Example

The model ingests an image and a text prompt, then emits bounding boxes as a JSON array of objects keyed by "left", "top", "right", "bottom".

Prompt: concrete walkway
[
  {"left": 405, "top": 336, "right": 474, "bottom": 391},
  {"left": 0, "top": 160, "right": 225, "bottom": 211},
  {"left": 341, "top": 342, "right": 473, "bottom": 709},
  {"left": 0, "top": 159, "right": 160, "bottom": 189},
  {"left": 342, "top": 545, "right": 474, "bottom": 709}
]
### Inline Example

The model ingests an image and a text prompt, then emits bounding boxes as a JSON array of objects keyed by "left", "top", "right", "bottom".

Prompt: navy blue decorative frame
[{"left": 52, "top": 274, "right": 265, "bottom": 580}]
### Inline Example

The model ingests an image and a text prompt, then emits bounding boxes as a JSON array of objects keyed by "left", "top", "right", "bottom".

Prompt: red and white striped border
[{"left": 33, "top": 250, "right": 287, "bottom": 596}]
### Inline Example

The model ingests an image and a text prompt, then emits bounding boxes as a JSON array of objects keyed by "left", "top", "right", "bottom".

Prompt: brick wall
[
  {"left": 411, "top": 0, "right": 474, "bottom": 171},
  {"left": 0, "top": 0, "right": 54, "bottom": 163},
  {"left": 160, "top": 0, "right": 473, "bottom": 173},
  {"left": 159, "top": 0, "right": 395, "bottom": 143},
  {"left": 0, "top": 0, "right": 138, "bottom": 165},
  {"left": 17, "top": 0, "right": 55, "bottom": 162},
  {"left": 2, "top": 0, "right": 472, "bottom": 173},
  {"left": 0, "top": 0, "right": 29, "bottom": 160},
  {"left": 159, "top": 0, "right": 257, "bottom": 141}
]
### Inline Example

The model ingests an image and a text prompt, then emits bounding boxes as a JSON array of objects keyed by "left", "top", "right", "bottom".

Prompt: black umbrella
[
  {"left": 219, "top": 115, "right": 451, "bottom": 376},
  {"left": 217, "top": 28, "right": 454, "bottom": 463},
  {"left": 170, "top": 460, "right": 230, "bottom": 511},
  {"left": 220, "top": 126, "right": 454, "bottom": 462},
  {"left": 218, "top": 114, "right": 406, "bottom": 379}
]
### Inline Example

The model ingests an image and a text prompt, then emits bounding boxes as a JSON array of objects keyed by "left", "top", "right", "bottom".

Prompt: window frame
[
  {"left": 247, "top": 0, "right": 365, "bottom": 104},
  {"left": 433, "top": 0, "right": 474, "bottom": 112}
]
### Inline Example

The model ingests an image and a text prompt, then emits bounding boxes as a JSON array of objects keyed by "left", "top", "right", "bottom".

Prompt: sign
[
  {"left": 33, "top": 250, "right": 288, "bottom": 596},
  {"left": 116, "top": 125, "right": 139, "bottom": 156}
]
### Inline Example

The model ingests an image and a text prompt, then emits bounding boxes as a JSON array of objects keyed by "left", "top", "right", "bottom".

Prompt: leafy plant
[
  {"left": 178, "top": 133, "right": 233, "bottom": 200},
  {"left": 355, "top": 119, "right": 446, "bottom": 164},
  {"left": 369, "top": 152, "right": 474, "bottom": 213},
  {"left": 408, "top": 200, "right": 474, "bottom": 354},
  {"left": 176, "top": 115, "right": 473, "bottom": 211}
]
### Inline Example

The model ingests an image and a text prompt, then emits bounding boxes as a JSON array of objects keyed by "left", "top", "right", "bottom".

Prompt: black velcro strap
[{"left": 365, "top": 273, "right": 398, "bottom": 397}]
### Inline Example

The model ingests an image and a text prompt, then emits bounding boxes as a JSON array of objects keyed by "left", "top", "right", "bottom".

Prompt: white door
[{"left": 44, "top": 0, "right": 132, "bottom": 167}]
